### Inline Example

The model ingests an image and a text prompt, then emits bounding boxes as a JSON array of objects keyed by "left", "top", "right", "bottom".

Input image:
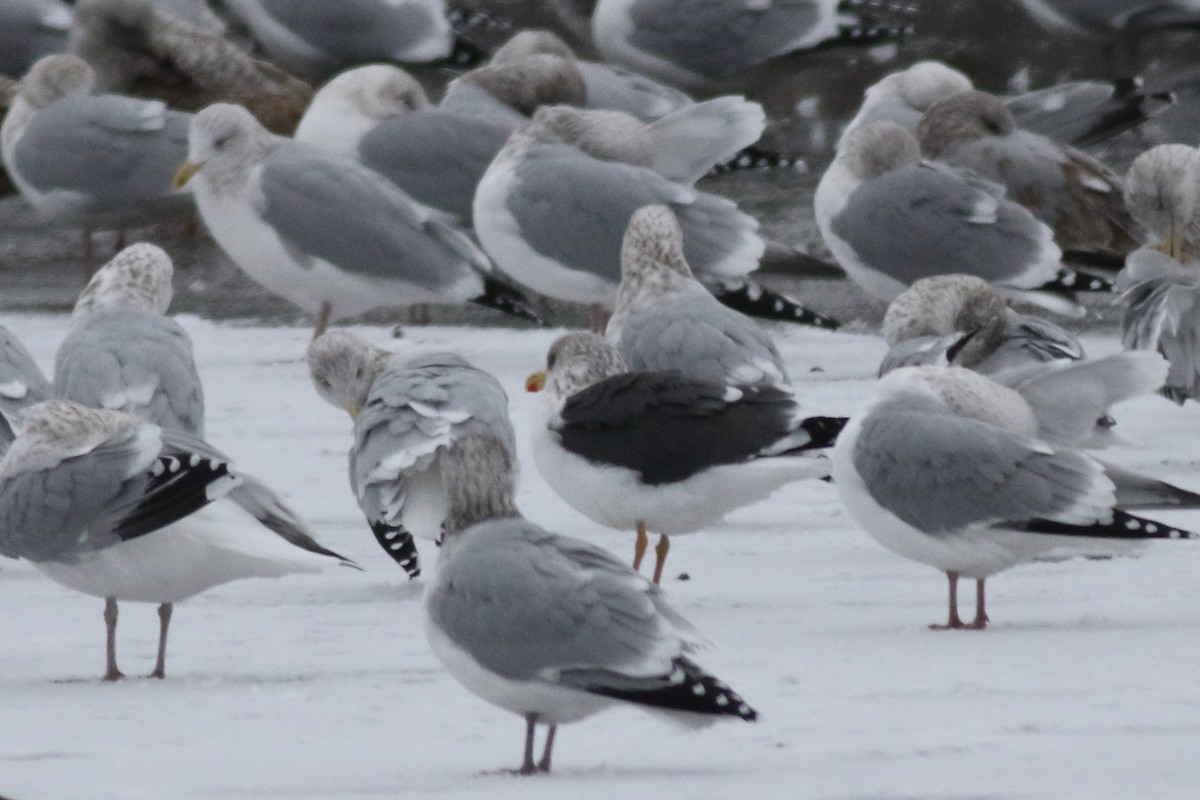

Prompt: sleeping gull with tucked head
[
  {"left": 815, "top": 120, "right": 1102, "bottom": 313},
  {"left": 833, "top": 353, "right": 1200, "bottom": 629},
  {"left": 1, "top": 54, "right": 193, "bottom": 252},
  {"left": 526, "top": 332, "right": 843, "bottom": 583},
  {"left": 174, "top": 103, "right": 540, "bottom": 338},
  {"left": 424, "top": 430, "right": 757, "bottom": 774},
  {"left": 0, "top": 324, "right": 51, "bottom": 457},
  {"left": 0, "top": 400, "right": 354, "bottom": 679},
  {"left": 1117, "top": 143, "right": 1200, "bottom": 403},
  {"left": 306, "top": 330, "right": 515, "bottom": 577}
]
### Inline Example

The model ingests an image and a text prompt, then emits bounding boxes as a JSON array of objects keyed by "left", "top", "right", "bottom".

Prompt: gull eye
[{"left": 547, "top": 352, "right": 557, "bottom": 369}]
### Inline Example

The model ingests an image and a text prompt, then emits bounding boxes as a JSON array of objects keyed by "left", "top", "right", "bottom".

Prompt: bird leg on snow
[
  {"left": 149, "top": 602, "right": 174, "bottom": 679},
  {"left": 519, "top": 714, "right": 539, "bottom": 775},
  {"left": 930, "top": 572, "right": 988, "bottom": 630},
  {"left": 537, "top": 725, "right": 557, "bottom": 772},
  {"left": 633, "top": 522, "right": 649, "bottom": 571},
  {"left": 652, "top": 534, "right": 670, "bottom": 585},
  {"left": 103, "top": 596, "right": 124, "bottom": 681}
]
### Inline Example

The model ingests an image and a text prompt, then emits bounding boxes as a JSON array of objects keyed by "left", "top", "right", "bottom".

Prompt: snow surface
[{"left": 2, "top": 313, "right": 1200, "bottom": 799}]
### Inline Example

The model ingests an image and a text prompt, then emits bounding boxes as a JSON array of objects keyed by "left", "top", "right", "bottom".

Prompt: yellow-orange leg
[
  {"left": 651, "top": 534, "right": 670, "bottom": 585},
  {"left": 313, "top": 301, "right": 333, "bottom": 339},
  {"left": 632, "top": 523, "right": 648, "bottom": 571}
]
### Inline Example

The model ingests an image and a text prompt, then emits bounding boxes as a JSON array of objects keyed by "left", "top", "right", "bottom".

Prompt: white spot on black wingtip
[
  {"left": 715, "top": 694, "right": 729, "bottom": 707},
  {"left": 188, "top": 454, "right": 201, "bottom": 467},
  {"left": 150, "top": 460, "right": 165, "bottom": 477},
  {"left": 1125, "top": 518, "right": 1141, "bottom": 530},
  {"left": 1146, "top": 523, "right": 1159, "bottom": 534},
  {"left": 692, "top": 683, "right": 706, "bottom": 696},
  {"left": 166, "top": 457, "right": 180, "bottom": 473}
]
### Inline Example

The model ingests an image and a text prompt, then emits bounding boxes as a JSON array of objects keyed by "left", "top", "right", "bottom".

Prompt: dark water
[{"left": 3, "top": 0, "right": 1195, "bottom": 329}]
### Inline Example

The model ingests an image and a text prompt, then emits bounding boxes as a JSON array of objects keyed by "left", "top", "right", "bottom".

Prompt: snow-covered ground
[{"left": 2, "top": 313, "right": 1200, "bottom": 800}]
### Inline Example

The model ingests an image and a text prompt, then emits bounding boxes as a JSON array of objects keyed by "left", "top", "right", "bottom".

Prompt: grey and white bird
[
  {"left": 0, "top": 0, "right": 72, "bottom": 79},
  {"left": 527, "top": 332, "right": 842, "bottom": 583},
  {"left": 68, "top": 0, "right": 312, "bottom": 135},
  {"left": 840, "top": 60, "right": 1173, "bottom": 152},
  {"left": 916, "top": 90, "right": 1141, "bottom": 260},
  {"left": 306, "top": 330, "right": 515, "bottom": 577},
  {"left": 1117, "top": 143, "right": 1200, "bottom": 402},
  {"left": 54, "top": 242, "right": 205, "bottom": 439},
  {"left": 0, "top": 324, "right": 51, "bottom": 457},
  {"left": 607, "top": 205, "right": 794, "bottom": 386},
  {"left": 1, "top": 55, "right": 194, "bottom": 251},
  {"left": 174, "top": 103, "right": 539, "bottom": 338},
  {"left": 879, "top": 274, "right": 1084, "bottom": 377},
  {"left": 294, "top": 64, "right": 514, "bottom": 225},
  {"left": 814, "top": 121, "right": 1098, "bottom": 312},
  {"left": 438, "top": 52, "right": 587, "bottom": 125},
  {"left": 424, "top": 430, "right": 757, "bottom": 775},
  {"left": 1014, "top": 0, "right": 1200, "bottom": 40},
  {"left": 474, "top": 102, "right": 765, "bottom": 314},
  {"left": 0, "top": 400, "right": 354, "bottom": 679},
  {"left": 223, "top": 0, "right": 464, "bottom": 80},
  {"left": 833, "top": 355, "right": 1200, "bottom": 629},
  {"left": 589, "top": 0, "right": 913, "bottom": 88}
]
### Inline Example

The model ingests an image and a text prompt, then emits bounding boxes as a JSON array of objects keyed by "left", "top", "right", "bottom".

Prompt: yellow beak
[
  {"left": 345, "top": 402, "right": 363, "bottom": 420},
  {"left": 172, "top": 160, "right": 204, "bottom": 189},
  {"left": 525, "top": 371, "right": 546, "bottom": 392}
]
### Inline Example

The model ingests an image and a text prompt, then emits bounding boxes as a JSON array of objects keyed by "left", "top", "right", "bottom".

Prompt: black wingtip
[
  {"left": 440, "top": 35, "right": 490, "bottom": 69},
  {"left": 1025, "top": 508, "right": 1198, "bottom": 540},
  {"left": 446, "top": 7, "right": 514, "bottom": 33},
  {"left": 708, "top": 145, "right": 804, "bottom": 176},
  {"left": 579, "top": 657, "right": 758, "bottom": 721},
  {"left": 708, "top": 280, "right": 841, "bottom": 330},
  {"left": 115, "top": 454, "right": 237, "bottom": 542},
  {"left": 370, "top": 521, "right": 421, "bottom": 578},
  {"left": 1038, "top": 268, "right": 1115, "bottom": 294},
  {"left": 472, "top": 275, "right": 545, "bottom": 325},
  {"left": 797, "top": 416, "right": 850, "bottom": 450},
  {"left": 831, "top": 0, "right": 918, "bottom": 46}
]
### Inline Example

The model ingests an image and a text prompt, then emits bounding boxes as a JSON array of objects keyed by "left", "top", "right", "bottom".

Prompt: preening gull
[
  {"left": 0, "top": 0, "right": 71, "bottom": 79},
  {"left": 424, "top": 431, "right": 756, "bottom": 774},
  {"left": 916, "top": 90, "right": 1141, "bottom": 259},
  {"left": 294, "top": 64, "right": 513, "bottom": 225},
  {"left": 223, "top": 0, "right": 470, "bottom": 79},
  {"left": 473, "top": 103, "right": 764, "bottom": 313},
  {"left": 840, "top": 60, "right": 1173, "bottom": 151},
  {"left": 814, "top": 121, "right": 1100, "bottom": 313},
  {"left": 438, "top": 53, "right": 587, "bottom": 125},
  {"left": 0, "top": 325, "right": 51, "bottom": 457},
  {"left": 55, "top": 243, "right": 205, "bottom": 439},
  {"left": 1117, "top": 144, "right": 1200, "bottom": 402},
  {"left": 1, "top": 55, "right": 193, "bottom": 247},
  {"left": 879, "top": 274, "right": 1084, "bottom": 377},
  {"left": 590, "top": 0, "right": 914, "bottom": 87},
  {"left": 68, "top": 0, "right": 312, "bottom": 135},
  {"left": 306, "top": 331, "right": 515, "bottom": 577},
  {"left": 526, "top": 332, "right": 843, "bottom": 584},
  {"left": 832, "top": 356, "right": 1200, "bottom": 629},
  {"left": 607, "top": 205, "right": 798, "bottom": 386},
  {"left": 174, "top": 103, "right": 540, "bottom": 338},
  {"left": 0, "top": 400, "right": 354, "bottom": 679}
]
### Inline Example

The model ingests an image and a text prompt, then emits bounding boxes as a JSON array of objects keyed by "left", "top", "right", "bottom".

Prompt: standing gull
[
  {"left": 607, "top": 205, "right": 805, "bottom": 387},
  {"left": 0, "top": 400, "right": 354, "bottom": 679},
  {"left": 832, "top": 356, "right": 1200, "bottom": 629},
  {"left": 294, "top": 64, "right": 515, "bottom": 225},
  {"left": 306, "top": 331, "right": 515, "bottom": 577},
  {"left": 814, "top": 121, "right": 1100, "bottom": 312},
  {"left": 1117, "top": 144, "right": 1200, "bottom": 402},
  {"left": 174, "top": 103, "right": 540, "bottom": 338},
  {"left": 879, "top": 274, "right": 1084, "bottom": 377},
  {"left": 916, "top": 90, "right": 1141, "bottom": 260},
  {"left": 590, "top": 0, "right": 914, "bottom": 88},
  {"left": 0, "top": 325, "right": 51, "bottom": 457},
  {"left": 425, "top": 431, "right": 757, "bottom": 774},
  {"left": 1, "top": 55, "right": 194, "bottom": 254},
  {"left": 527, "top": 332, "right": 842, "bottom": 583}
]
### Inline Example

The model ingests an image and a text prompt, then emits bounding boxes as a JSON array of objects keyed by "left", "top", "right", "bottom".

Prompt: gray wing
[
  {"left": 12, "top": 94, "right": 191, "bottom": 211},
  {"left": 577, "top": 61, "right": 694, "bottom": 120},
  {"left": 352, "top": 357, "right": 514, "bottom": 531},
  {"left": 624, "top": 0, "right": 826, "bottom": 80},
  {"left": 854, "top": 392, "right": 1112, "bottom": 534},
  {"left": 1118, "top": 248, "right": 1200, "bottom": 403},
  {"left": 830, "top": 162, "right": 1057, "bottom": 287},
  {"left": 427, "top": 517, "right": 688, "bottom": 682},
  {"left": 255, "top": 0, "right": 440, "bottom": 62},
  {"left": 973, "top": 312, "right": 1084, "bottom": 374},
  {"left": 0, "top": 0, "right": 71, "bottom": 78},
  {"left": 0, "top": 325, "right": 51, "bottom": 455},
  {"left": 54, "top": 310, "right": 205, "bottom": 438},
  {"left": 614, "top": 285, "right": 788, "bottom": 385},
  {"left": 357, "top": 110, "right": 513, "bottom": 222},
  {"left": 256, "top": 142, "right": 489, "bottom": 290}
]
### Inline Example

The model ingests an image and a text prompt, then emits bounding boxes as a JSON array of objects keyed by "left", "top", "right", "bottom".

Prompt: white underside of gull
[
  {"left": 814, "top": 161, "right": 908, "bottom": 302},
  {"left": 36, "top": 498, "right": 335, "bottom": 604}
]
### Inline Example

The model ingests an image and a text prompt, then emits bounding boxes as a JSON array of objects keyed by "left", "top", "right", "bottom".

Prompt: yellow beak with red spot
[{"left": 525, "top": 371, "right": 546, "bottom": 392}]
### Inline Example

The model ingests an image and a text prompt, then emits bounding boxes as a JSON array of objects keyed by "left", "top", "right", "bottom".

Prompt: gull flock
[{"left": 5, "top": 0, "right": 1200, "bottom": 787}]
